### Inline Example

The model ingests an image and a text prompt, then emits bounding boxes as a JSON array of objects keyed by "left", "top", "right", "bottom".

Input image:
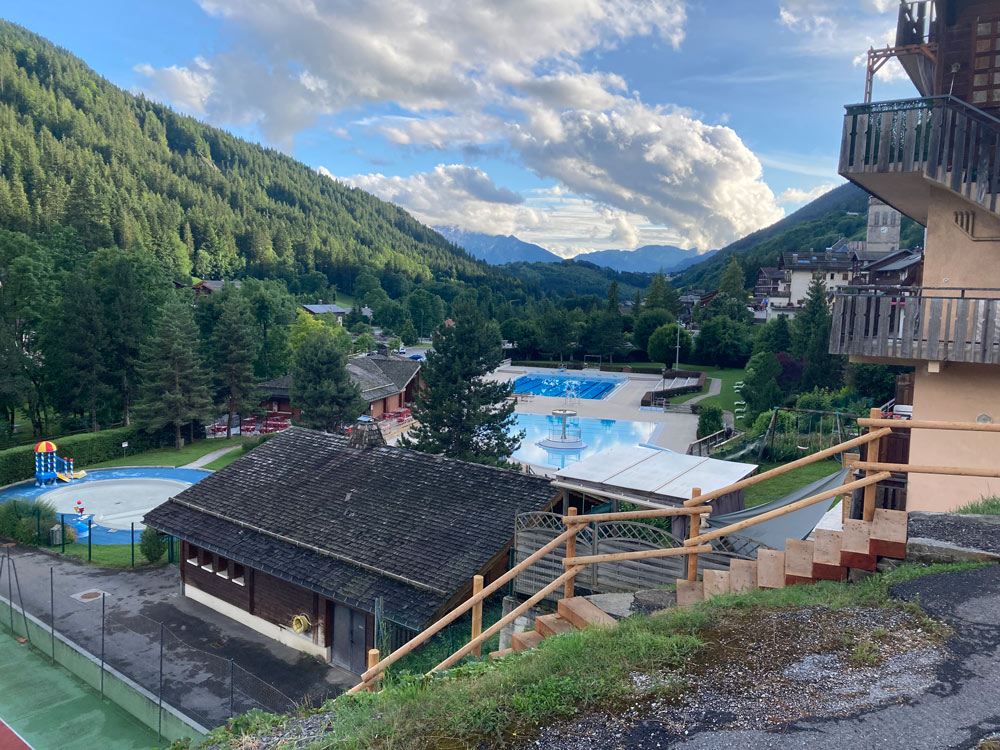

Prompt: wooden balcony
[
  {"left": 839, "top": 97, "right": 1000, "bottom": 224},
  {"left": 830, "top": 287, "right": 1000, "bottom": 364}
]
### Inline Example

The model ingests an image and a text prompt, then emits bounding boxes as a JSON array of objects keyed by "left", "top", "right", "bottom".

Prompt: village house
[
  {"left": 258, "top": 351, "right": 422, "bottom": 420},
  {"left": 143, "top": 427, "right": 559, "bottom": 673},
  {"left": 301, "top": 303, "right": 349, "bottom": 325},
  {"left": 191, "top": 279, "right": 241, "bottom": 295},
  {"left": 829, "top": 0, "right": 1000, "bottom": 510}
]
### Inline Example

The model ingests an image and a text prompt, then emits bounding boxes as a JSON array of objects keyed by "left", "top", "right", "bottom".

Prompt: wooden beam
[
  {"left": 470, "top": 575, "right": 483, "bottom": 658},
  {"left": 685, "top": 472, "right": 891, "bottom": 546},
  {"left": 366, "top": 649, "right": 380, "bottom": 692},
  {"left": 857, "top": 418, "right": 1000, "bottom": 433},
  {"left": 682, "top": 429, "right": 891, "bottom": 507},
  {"left": 563, "top": 545, "right": 712, "bottom": 567},
  {"left": 564, "top": 507, "right": 577, "bottom": 600},
  {"left": 863, "top": 408, "right": 882, "bottom": 522},
  {"left": 550, "top": 480, "right": 709, "bottom": 514},
  {"left": 854, "top": 462, "right": 1000, "bottom": 478},
  {"left": 687, "top": 488, "right": 701, "bottom": 581},
  {"left": 430, "top": 566, "right": 585, "bottom": 674},
  {"left": 559, "top": 506, "right": 709, "bottom": 524}
]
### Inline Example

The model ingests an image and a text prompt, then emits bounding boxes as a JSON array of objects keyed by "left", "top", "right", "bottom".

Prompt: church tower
[{"left": 865, "top": 196, "right": 901, "bottom": 255}]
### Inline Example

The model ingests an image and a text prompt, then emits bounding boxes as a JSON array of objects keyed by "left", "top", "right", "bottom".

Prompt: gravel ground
[
  {"left": 519, "top": 605, "right": 945, "bottom": 749},
  {"left": 908, "top": 513, "right": 1000, "bottom": 556}
]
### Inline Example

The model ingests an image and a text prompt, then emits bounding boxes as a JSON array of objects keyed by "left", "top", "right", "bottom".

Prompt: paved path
[
  {"left": 685, "top": 377, "right": 721, "bottom": 405},
  {"left": 182, "top": 444, "right": 241, "bottom": 469},
  {"left": 670, "top": 565, "right": 1000, "bottom": 749}
]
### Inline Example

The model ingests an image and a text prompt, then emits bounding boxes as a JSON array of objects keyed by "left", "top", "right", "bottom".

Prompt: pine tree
[
  {"left": 290, "top": 328, "right": 365, "bottom": 432},
  {"left": 606, "top": 280, "right": 620, "bottom": 315},
  {"left": 718, "top": 256, "right": 746, "bottom": 301},
  {"left": 644, "top": 272, "right": 670, "bottom": 310},
  {"left": 399, "top": 303, "right": 522, "bottom": 466},
  {"left": 211, "top": 295, "right": 260, "bottom": 438},
  {"left": 133, "top": 295, "right": 213, "bottom": 449},
  {"left": 743, "top": 352, "right": 783, "bottom": 420},
  {"left": 753, "top": 315, "right": 792, "bottom": 355},
  {"left": 794, "top": 274, "right": 840, "bottom": 390}
]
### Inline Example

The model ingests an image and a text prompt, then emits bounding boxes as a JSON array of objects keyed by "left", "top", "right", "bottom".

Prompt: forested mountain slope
[{"left": 0, "top": 21, "right": 496, "bottom": 290}]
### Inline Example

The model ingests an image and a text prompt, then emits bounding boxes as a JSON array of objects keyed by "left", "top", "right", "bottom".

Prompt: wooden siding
[
  {"left": 182, "top": 541, "right": 250, "bottom": 610},
  {"left": 830, "top": 291, "right": 1000, "bottom": 363},
  {"left": 839, "top": 97, "right": 1000, "bottom": 218},
  {"left": 252, "top": 569, "right": 319, "bottom": 631}
]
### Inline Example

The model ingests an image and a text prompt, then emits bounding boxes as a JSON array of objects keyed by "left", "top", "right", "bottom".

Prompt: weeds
[
  {"left": 850, "top": 639, "right": 880, "bottom": 666},
  {"left": 953, "top": 496, "right": 1000, "bottom": 515}
]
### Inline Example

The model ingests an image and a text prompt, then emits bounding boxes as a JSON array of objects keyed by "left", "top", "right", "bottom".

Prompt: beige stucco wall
[
  {"left": 907, "top": 362, "right": 1000, "bottom": 511},
  {"left": 922, "top": 188, "right": 1000, "bottom": 294}
]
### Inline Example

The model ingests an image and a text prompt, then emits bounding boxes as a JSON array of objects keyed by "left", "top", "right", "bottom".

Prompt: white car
[{"left": 397, "top": 347, "right": 406, "bottom": 354}]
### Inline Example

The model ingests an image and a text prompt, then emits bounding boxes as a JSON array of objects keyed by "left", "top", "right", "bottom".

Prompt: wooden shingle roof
[{"left": 145, "top": 427, "right": 556, "bottom": 626}]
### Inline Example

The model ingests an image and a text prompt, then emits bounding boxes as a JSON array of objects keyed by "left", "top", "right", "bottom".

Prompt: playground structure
[{"left": 33, "top": 441, "right": 87, "bottom": 486}]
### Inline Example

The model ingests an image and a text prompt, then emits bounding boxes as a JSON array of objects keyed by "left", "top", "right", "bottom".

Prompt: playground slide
[{"left": 56, "top": 470, "right": 87, "bottom": 482}]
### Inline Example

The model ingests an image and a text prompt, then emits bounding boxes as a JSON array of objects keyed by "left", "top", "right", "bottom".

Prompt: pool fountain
[{"left": 536, "top": 408, "right": 587, "bottom": 451}]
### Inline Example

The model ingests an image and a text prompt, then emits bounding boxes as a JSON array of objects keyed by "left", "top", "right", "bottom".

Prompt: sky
[{"left": 5, "top": 1, "right": 922, "bottom": 257}]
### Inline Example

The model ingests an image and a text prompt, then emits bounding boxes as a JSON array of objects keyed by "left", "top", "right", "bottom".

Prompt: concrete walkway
[
  {"left": 684, "top": 377, "right": 721, "bottom": 405},
  {"left": 182, "top": 443, "right": 241, "bottom": 469}
]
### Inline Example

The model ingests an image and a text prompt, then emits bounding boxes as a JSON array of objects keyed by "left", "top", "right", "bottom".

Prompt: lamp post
[{"left": 674, "top": 323, "right": 681, "bottom": 371}]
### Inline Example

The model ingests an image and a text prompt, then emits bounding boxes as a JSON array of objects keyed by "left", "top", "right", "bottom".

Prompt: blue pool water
[
  {"left": 0, "top": 467, "right": 209, "bottom": 545},
  {"left": 511, "top": 413, "right": 657, "bottom": 469},
  {"left": 513, "top": 373, "right": 624, "bottom": 400}
]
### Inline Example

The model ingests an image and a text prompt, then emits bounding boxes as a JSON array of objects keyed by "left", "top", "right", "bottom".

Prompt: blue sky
[{"left": 6, "top": 1, "right": 919, "bottom": 256}]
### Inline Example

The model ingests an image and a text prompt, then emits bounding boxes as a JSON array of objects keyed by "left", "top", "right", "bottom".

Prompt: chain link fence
[{"left": 0, "top": 550, "right": 296, "bottom": 739}]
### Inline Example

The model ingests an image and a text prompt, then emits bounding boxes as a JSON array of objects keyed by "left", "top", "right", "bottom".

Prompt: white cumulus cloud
[{"left": 777, "top": 183, "right": 836, "bottom": 204}]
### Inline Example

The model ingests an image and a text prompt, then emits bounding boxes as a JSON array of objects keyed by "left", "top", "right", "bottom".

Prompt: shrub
[
  {"left": 241, "top": 432, "right": 278, "bottom": 453},
  {"left": 697, "top": 405, "right": 724, "bottom": 438},
  {"left": 0, "top": 427, "right": 160, "bottom": 488},
  {"left": 140, "top": 525, "right": 167, "bottom": 563},
  {"left": 0, "top": 499, "right": 59, "bottom": 545}
]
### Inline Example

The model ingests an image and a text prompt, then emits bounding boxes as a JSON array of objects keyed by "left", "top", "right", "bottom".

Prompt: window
[
  {"left": 829, "top": 273, "right": 835, "bottom": 280},
  {"left": 186, "top": 545, "right": 200, "bottom": 565},
  {"left": 842, "top": 273, "right": 849, "bottom": 281},
  {"left": 215, "top": 556, "right": 230, "bottom": 578},
  {"left": 232, "top": 564, "right": 246, "bottom": 586}
]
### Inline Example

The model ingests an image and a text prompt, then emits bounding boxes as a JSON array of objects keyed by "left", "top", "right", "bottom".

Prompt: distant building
[
  {"left": 192, "top": 279, "right": 242, "bottom": 295},
  {"left": 864, "top": 196, "right": 902, "bottom": 255},
  {"left": 301, "top": 303, "right": 349, "bottom": 325},
  {"left": 144, "top": 427, "right": 558, "bottom": 673}
]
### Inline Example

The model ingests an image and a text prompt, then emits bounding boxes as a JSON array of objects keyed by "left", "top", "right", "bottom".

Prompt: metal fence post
[
  {"left": 158, "top": 623, "right": 164, "bottom": 744},
  {"left": 35, "top": 509, "right": 41, "bottom": 544},
  {"left": 11, "top": 559, "right": 30, "bottom": 643},
  {"left": 229, "top": 658, "right": 235, "bottom": 718},
  {"left": 50, "top": 567, "right": 55, "bottom": 662},
  {"left": 87, "top": 519, "right": 92, "bottom": 562},
  {"left": 131, "top": 523, "right": 135, "bottom": 568},
  {"left": 6, "top": 548, "right": 12, "bottom": 632},
  {"left": 100, "top": 593, "right": 106, "bottom": 697}
]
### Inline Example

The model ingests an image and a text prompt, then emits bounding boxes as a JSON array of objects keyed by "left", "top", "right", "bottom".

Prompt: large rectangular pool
[
  {"left": 513, "top": 372, "right": 624, "bottom": 400},
  {"left": 511, "top": 413, "right": 657, "bottom": 469}
]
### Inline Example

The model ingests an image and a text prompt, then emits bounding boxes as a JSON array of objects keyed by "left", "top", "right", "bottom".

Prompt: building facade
[{"left": 830, "top": 0, "right": 1000, "bottom": 510}]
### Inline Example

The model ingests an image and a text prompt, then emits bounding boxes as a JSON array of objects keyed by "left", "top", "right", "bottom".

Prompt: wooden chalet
[
  {"left": 191, "top": 279, "right": 241, "bottom": 295},
  {"left": 258, "top": 353, "right": 422, "bottom": 420},
  {"left": 144, "top": 427, "right": 558, "bottom": 674}
]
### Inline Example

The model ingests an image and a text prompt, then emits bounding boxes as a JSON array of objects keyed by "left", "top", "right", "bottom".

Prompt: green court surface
[{"left": 0, "top": 630, "right": 159, "bottom": 749}]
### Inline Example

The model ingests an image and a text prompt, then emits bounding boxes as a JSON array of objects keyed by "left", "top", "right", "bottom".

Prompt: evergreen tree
[
  {"left": 694, "top": 315, "right": 752, "bottom": 368},
  {"left": 400, "top": 303, "right": 522, "bottom": 465},
  {"left": 753, "top": 315, "right": 792, "bottom": 355},
  {"left": 290, "top": 328, "right": 365, "bottom": 432},
  {"left": 211, "top": 295, "right": 260, "bottom": 438},
  {"left": 644, "top": 272, "right": 670, "bottom": 310},
  {"left": 794, "top": 274, "right": 841, "bottom": 391},
  {"left": 718, "top": 256, "right": 747, "bottom": 301},
  {"left": 606, "top": 280, "right": 620, "bottom": 315},
  {"left": 743, "top": 352, "right": 783, "bottom": 420},
  {"left": 133, "top": 295, "right": 213, "bottom": 449}
]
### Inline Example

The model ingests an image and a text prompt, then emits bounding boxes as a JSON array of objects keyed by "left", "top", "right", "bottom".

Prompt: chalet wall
[
  {"left": 922, "top": 188, "right": 1000, "bottom": 294},
  {"left": 252, "top": 569, "right": 317, "bottom": 632},
  {"left": 181, "top": 542, "right": 249, "bottom": 610},
  {"left": 934, "top": 3, "right": 1000, "bottom": 114}
]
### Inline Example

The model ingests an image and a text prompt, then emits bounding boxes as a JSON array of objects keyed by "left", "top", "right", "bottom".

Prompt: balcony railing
[
  {"left": 896, "top": 1, "right": 934, "bottom": 46},
  {"left": 839, "top": 96, "right": 1000, "bottom": 218},
  {"left": 830, "top": 287, "right": 1000, "bottom": 363}
]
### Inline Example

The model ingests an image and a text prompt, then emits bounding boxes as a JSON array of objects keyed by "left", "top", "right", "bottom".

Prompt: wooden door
[{"left": 330, "top": 601, "right": 368, "bottom": 674}]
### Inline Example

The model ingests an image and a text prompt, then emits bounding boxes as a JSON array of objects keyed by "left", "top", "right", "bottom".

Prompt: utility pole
[{"left": 674, "top": 324, "right": 681, "bottom": 371}]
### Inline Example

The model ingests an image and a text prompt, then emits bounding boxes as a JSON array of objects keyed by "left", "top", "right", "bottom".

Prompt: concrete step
[
  {"left": 558, "top": 597, "right": 617, "bottom": 629},
  {"left": 870, "top": 508, "right": 908, "bottom": 558},
  {"left": 511, "top": 630, "right": 544, "bottom": 652},
  {"left": 812, "top": 529, "right": 847, "bottom": 581},
  {"left": 729, "top": 559, "right": 758, "bottom": 593},
  {"left": 757, "top": 549, "right": 786, "bottom": 589},
  {"left": 489, "top": 647, "right": 513, "bottom": 659},
  {"left": 784, "top": 539, "right": 815, "bottom": 585},
  {"left": 676, "top": 578, "right": 705, "bottom": 606},
  {"left": 841, "top": 519, "right": 877, "bottom": 571},
  {"left": 534, "top": 613, "right": 575, "bottom": 638}
]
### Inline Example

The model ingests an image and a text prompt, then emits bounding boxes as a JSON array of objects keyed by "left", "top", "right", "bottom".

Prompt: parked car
[
  {"left": 397, "top": 347, "right": 406, "bottom": 354},
  {"left": 408, "top": 354, "right": 424, "bottom": 361}
]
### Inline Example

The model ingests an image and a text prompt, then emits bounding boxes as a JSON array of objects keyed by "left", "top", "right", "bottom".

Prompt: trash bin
[{"left": 49, "top": 524, "right": 62, "bottom": 546}]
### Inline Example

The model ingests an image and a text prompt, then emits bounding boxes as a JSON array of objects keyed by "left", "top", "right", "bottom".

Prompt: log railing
[
  {"left": 839, "top": 96, "right": 1000, "bottom": 216},
  {"left": 349, "top": 414, "right": 1000, "bottom": 693},
  {"left": 830, "top": 288, "right": 1000, "bottom": 364}
]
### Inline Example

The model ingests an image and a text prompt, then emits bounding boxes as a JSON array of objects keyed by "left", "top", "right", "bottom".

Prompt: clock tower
[{"left": 864, "top": 196, "right": 901, "bottom": 255}]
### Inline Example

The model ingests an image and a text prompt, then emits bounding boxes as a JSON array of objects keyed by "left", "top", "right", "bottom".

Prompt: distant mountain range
[
  {"left": 435, "top": 227, "right": 560, "bottom": 264},
  {"left": 436, "top": 226, "right": 715, "bottom": 273}
]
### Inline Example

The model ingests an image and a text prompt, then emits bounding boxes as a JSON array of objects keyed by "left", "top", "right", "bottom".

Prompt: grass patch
[
  {"left": 743, "top": 459, "right": 844, "bottom": 508},
  {"left": 202, "top": 448, "right": 244, "bottom": 471},
  {"left": 85, "top": 436, "right": 247, "bottom": 469},
  {"left": 43, "top": 542, "right": 173, "bottom": 568},
  {"left": 953, "top": 496, "right": 1000, "bottom": 515},
  {"left": 671, "top": 363, "right": 748, "bottom": 414},
  {"left": 390, "top": 596, "right": 505, "bottom": 676}
]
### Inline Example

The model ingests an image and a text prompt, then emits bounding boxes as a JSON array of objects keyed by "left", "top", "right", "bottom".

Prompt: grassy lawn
[
  {"left": 42, "top": 540, "right": 179, "bottom": 568},
  {"left": 953, "top": 496, "right": 1000, "bottom": 515},
  {"left": 85, "top": 436, "right": 247, "bottom": 469},
  {"left": 205, "top": 560, "right": 991, "bottom": 749},
  {"left": 671, "top": 362, "right": 748, "bottom": 414},
  {"left": 202, "top": 447, "right": 245, "bottom": 471},
  {"left": 743, "top": 458, "right": 845, "bottom": 508}
]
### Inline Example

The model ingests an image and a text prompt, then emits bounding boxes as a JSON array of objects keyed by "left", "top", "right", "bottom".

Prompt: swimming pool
[
  {"left": 513, "top": 372, "right": 625, "bottom": 400},
  {"left": 511, "top": 413, "right": 657, "bottom": 469},
  {"left": 0, "top": 467, "right": 208, "bottom": 545}
]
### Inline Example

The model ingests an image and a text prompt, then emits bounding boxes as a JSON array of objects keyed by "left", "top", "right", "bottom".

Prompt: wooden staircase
[
  {"left": 677, "top": 508, "right": 909, "bottom": 605},
  {"left": 491, "top": 595, "right": 617, "bottom": 658},
  {"left": 492, "top": 509, "right": 909, "bottom": 658}
]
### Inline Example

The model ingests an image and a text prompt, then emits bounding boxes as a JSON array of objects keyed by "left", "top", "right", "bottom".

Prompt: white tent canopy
[{"left": 552, "top": 445, "right": 757, "bottom": 507}]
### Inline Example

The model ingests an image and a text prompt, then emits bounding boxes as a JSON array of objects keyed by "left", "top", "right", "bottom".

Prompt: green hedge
[{"left": 0, "top": 427, "right": 161, "bottom": 488}]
